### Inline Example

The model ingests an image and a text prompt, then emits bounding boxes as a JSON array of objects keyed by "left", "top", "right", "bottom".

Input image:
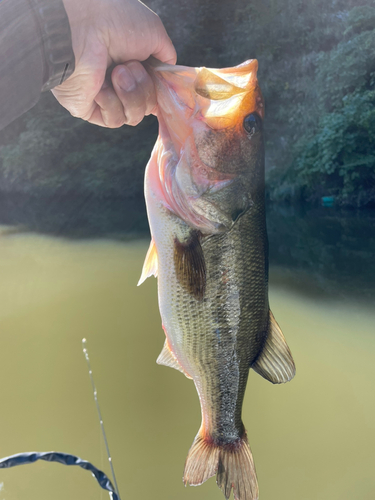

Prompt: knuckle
[
  {"left": 125, "top": 116, "right": 143, "bottom": 127},
  {"left": 70, "top": 109, "right": 82, "bottom": 119},
  {"left": 104, "top": 113, "right": 125, "bottom": 128},
  {"left": 111, "top": 118, "right": 125, "bottom": 128}
]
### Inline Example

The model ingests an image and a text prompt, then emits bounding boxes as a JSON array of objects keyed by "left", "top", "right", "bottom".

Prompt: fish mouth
[{"left": 144, "top": 57, "right": 264, "bottom": 131}]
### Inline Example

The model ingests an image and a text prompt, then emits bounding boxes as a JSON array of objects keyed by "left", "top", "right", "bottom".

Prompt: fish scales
[
  {"left": 139, "top": 57, "right": 296, "bottom": 500},
  {"left": 185, "top": 208, "right": 268, "bottom": 440}
]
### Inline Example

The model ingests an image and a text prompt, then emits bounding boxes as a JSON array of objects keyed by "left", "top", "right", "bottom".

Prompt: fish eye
[{"left": 243, "top": 113, "right": 262, "bottom": 136}]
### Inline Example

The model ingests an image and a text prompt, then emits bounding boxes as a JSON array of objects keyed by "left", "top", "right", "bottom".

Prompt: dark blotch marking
[{"left": 174, "top": 231, "right": 206, "bottom": 300}]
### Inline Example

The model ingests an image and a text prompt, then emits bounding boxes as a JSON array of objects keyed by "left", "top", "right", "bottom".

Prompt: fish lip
[{"left": 144, "top": 58, "right": 197, "bottom": 109}]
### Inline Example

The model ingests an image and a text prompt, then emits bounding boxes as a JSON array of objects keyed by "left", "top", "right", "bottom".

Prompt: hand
[{"left": 53, "top": 0, "right": 176, "bottom": 128}]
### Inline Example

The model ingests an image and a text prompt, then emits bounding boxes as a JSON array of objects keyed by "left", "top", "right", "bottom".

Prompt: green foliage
[
  {"left": 0, "top": 93, "right": 157, "bottom": 197},
  {"left": 316, "top": 28, "right": 375, "bottom": 110},
  {"left": 293, "top": 90, "right": 375, "bottom": 202},
  {"left": 344, "top": 5, "right": 375, "bottom": 35},
  {"left": 266, "top": 2, "right": 375, "bottom": 207}
]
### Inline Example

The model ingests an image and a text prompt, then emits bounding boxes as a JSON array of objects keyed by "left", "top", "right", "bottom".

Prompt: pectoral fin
[
  {"left": 252, "top": 311, "right": 296, "bottom": 384},
  {"left": 157, "top": 340, "right": 192, "bottom": 379},
  {"left": 174, "top": 231, "right": 206, "bottom": 300},
  {"left": 137, "top": 238, "right": 158, "bottom": 286}
]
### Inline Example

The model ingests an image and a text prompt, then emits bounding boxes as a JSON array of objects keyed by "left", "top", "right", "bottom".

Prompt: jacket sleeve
[{"left": 0, "top": 0, "right": 75, "bottom": 131}]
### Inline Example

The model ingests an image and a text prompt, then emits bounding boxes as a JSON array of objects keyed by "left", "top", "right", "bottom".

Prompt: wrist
[{"left": 28, "top": 0, "right": 75, "bottom": 90}]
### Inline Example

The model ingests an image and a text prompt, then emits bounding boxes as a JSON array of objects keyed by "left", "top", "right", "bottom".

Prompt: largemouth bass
[{"left": 138, "top": 58, "right": 296, "bottom": 500}]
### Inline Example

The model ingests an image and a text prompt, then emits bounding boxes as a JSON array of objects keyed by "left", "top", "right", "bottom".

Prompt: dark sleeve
[{"left": 0, "top": 0, "right": 75, "bottom": 131}]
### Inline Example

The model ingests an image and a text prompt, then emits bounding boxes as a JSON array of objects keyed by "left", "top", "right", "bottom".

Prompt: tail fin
[{"left": 183, "top": 431, "right": 259, "bottom": 500}]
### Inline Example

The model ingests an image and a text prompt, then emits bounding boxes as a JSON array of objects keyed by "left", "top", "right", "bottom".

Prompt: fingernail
[
  {"left": 127, "top": 62, "right": 146, "bottom": 83},
  {"left": 117, "top": 67, "right": 136, "bottom": 91}
]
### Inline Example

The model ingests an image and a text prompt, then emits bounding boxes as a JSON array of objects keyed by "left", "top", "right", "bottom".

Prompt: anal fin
[
  {"left": 252, "top": 310, "right": 296, "bottom": 384},
  {"left": 157, "top": 340, "right": 192, "bottom": 379},
  {"left": 138, "top": 238, "right": 158, "bottom": 286}
]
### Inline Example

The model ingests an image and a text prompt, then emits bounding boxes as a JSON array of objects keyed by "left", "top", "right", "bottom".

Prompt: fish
[{"left": 138, "top": 58, "right": 296, "bottom": 500}]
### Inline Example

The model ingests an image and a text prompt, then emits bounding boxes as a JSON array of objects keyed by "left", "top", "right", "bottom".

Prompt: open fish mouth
[{"left": 144, "top": 57, "right": 264, "bottom": 134}]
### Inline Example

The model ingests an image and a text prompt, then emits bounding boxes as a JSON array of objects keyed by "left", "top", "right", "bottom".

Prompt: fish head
[{"left": 145, "top": 58, "right": 265, "bottom": 233}]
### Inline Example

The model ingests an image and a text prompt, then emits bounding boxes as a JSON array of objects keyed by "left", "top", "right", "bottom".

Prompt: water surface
[{"left": 0, "top": 220, "right": 374, "bottom": 500}]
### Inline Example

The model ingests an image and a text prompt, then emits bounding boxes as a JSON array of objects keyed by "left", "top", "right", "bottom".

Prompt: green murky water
[{"left": 0, "top": 212, "right": 374, "bottom": 500}]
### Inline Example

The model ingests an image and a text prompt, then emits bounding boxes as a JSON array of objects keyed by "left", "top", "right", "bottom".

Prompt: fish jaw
[
  {"left": 146, "top": 58, "right": 264, "bottom": 129},
  {"left": 144, "top": 59, "right": 265, "bottom": 234},
  {"left": 146, "top": 59, "right": 199, "bottom": 156}
]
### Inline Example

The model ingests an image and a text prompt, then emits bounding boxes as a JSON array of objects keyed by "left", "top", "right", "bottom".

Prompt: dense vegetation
[
  {"left": 263, "top": 4, "right": 375, "bottom": 206},
  {"left": 0, "top": 93, "right": 156, "bottom": 198},
  {"left": 0, "top": 0, "right": 374, "bottom": 207}
]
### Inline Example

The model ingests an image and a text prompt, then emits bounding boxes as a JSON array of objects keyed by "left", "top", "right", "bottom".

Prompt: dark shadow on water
[
  {"left": 0, "top": 194, "right": 373, "bottom": 301},
  {"left": 0, "top": 193, "right": 149, "bottom": 240},
  {"left": 267, "top": 204, "right": 375, "bottom": 302}
]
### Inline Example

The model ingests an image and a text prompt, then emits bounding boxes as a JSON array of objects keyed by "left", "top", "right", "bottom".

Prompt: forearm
[{"left": 0, "top": 0, "right": 75, "bottom": 130}]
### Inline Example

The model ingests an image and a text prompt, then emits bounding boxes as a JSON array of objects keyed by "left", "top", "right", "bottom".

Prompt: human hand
[{"left": 53, "top": 0, "right": 176, "bottom": 127}]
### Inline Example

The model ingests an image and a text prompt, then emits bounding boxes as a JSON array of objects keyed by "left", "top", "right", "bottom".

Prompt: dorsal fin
[
  {"left": 137, "top": 238, "right": 158, "bottom": 286},
  {"left": 252, "top": 311, "right": 296, "bottom": 384},
  {"left": 157, "top": 340, "right": 192, "bottom": 379}
]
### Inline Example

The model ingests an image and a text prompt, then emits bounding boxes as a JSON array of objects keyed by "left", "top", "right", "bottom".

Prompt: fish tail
[
  {"left": 216, "top": 433, "right": 259, "bottom": 500},
  {"left": 183, "top": 429, "right": 259, "bottom": 500},
  {"left": 183, "top": 431, "right": 219, "bottom": 486}
]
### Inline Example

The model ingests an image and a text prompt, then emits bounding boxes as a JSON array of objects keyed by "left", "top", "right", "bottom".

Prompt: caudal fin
[{"left": 183, "top": 431, "right": 259, "bottom": 500}]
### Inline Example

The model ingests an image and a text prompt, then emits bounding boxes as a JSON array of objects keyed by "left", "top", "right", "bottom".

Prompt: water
[{"left": 0, "top": 202, "right": 374, "bottom": 500}]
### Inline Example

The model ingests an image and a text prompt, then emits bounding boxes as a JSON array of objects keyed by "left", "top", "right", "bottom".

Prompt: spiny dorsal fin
[
  {"left": 174, "top": 231, "right": 206, "bottom": 300},
  {"left": 157, "top": 340, "right": 192, "bottom": 379},
  {"left": 252, "top": 311, "right": 296, "bottom": 384},
  {"left": 137, "top": 238, "right": 158, "bottom": 286}
]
